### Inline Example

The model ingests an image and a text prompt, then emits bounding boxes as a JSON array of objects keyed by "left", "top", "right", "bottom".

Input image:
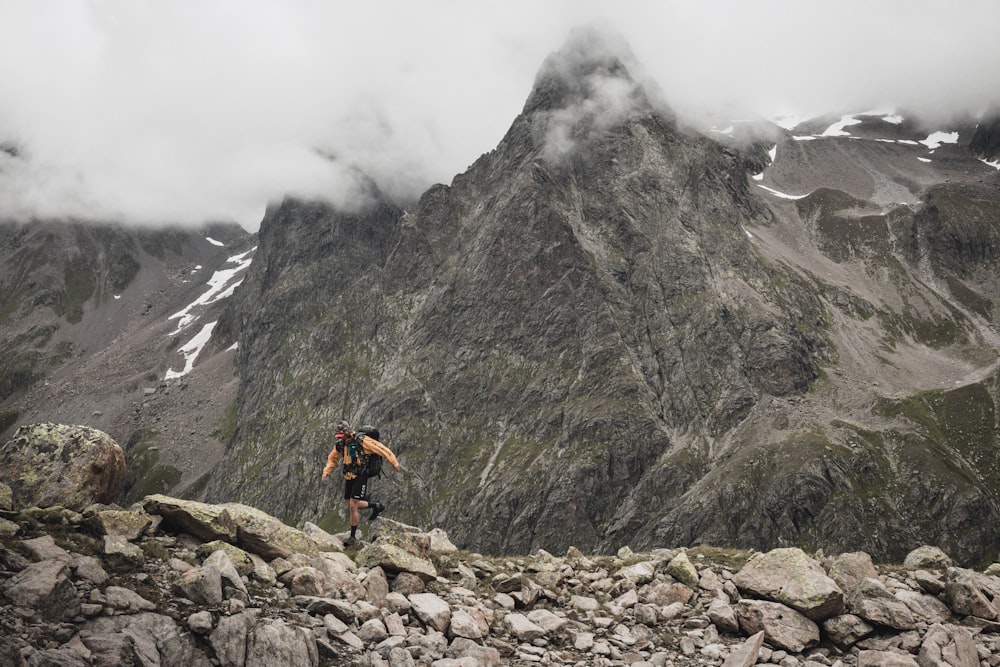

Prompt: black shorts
[{"left": 343, "top": 474, "right": 369, "bottom": 501}]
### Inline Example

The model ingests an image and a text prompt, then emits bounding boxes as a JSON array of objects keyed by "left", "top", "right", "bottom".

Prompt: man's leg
[{"left": 345, "top": 476, "right": 371, "bottom": 545}]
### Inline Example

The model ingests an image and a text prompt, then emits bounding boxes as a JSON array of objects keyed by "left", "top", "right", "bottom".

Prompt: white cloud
[{"left": 0, "top": 0, "right": 998, "bottom": 230}]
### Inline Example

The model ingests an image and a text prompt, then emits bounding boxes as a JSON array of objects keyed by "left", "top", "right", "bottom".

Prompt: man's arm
[
  {"left": 361, "top": 436, "right": 401, "bottom": 470},
  {"left": 322, "top": 447, "right": 342, "bottom": 479}
]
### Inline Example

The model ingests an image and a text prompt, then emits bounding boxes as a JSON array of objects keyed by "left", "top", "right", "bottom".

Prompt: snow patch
[
  {"left": 756, "top": 184, "right": 809, "bottom": 200},
  {"left": 768, "top": 145, "right": 777, "bottom": 162},
  {"left": 898, "top": 140, "right": 919, "bottom": 145},
  {"left": 165, "top": 321, "right": 217, "bottom": 380},
  {"left": 743, "top": 227, "right": 754, "bottom": 239},
  {"left": 227, "top": 342, "right": 239, "bottom": 352},
  {"left": 918, "top": 157, "right": 932, "bottom": 163},
  {"left": 793, "top": 135, "right": 818, "bottom": 141},
  {"left": 206, "top": 237, "right": 225, "bottom": 247},
  {"left": 920, "top": 131, "right": 959, "bottom": 150},
  {"left": 882, "top": 114, "right": 904, "bottom": 125},
  {"left": 710, "top": 125, "right": 734, "bottom": 135},
  {"left": 821, "top": 115, "right": 863, "bottom": 137},
  {"left": 980, "top": 158, "right": 1000, "bottom": 170},
  {"left": 752, "top": 173, "right": 764, "bottom": 181},
  {"left": 168, "top": 247, "right": 255, "bottom": 333}
]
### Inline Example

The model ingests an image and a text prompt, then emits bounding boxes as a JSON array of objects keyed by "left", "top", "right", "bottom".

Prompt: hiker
[{"left": 321, "top": 420, "right": 400, "bottom": 546}]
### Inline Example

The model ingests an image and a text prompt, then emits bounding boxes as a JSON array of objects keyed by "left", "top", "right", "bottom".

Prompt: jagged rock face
[
  {"left": 970, "top": 113, "right": 1000, "bottom": 160},
  {"left": 211, "top": 32, "right": 828, "bottom": 554},
  {"left": 0, "top": 423, "right": 125, "bottom": 510}
]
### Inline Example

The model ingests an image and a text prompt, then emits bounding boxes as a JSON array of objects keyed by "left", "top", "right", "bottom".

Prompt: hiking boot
[
  {"left": 369, "top": 502, "right": 385, "bottom": 522},
  {"left": 344, "top": 535, "right": 356, "bottom": 547}
]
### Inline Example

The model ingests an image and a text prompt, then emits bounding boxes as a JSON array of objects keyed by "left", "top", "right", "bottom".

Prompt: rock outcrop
[
  {"left": 0, "top": 423, "right": 126, "bottom": 511},
  {"left": 4, "top": 495, "right": 1000, "bottom": 667}
]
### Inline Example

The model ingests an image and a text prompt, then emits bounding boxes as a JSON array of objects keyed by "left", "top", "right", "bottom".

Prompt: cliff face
[{"left": 210, "top": 30, "right": 1000, "bottom": 563}]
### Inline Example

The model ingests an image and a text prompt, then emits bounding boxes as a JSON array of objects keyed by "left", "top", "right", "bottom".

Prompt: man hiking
[{"left": 321, "top": 420, "right": 400, "bottom": 546}]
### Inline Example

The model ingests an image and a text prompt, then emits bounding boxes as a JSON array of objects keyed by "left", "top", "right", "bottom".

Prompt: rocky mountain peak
[{"left": 519, "top": 25, "right": 667, "bottom": 163}]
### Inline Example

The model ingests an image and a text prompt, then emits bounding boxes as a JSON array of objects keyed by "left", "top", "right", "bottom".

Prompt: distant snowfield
[
  {"left": 756, "top": 184, "right": 808, "bottom": 200},
  {"left": 165, "top": 321, "right": 217, "bottom": 380},
  {"left": 821, "top": 115, "right": 863, "bottom": 137},
  {"left": 979, "top": 158, "right": 1000, "bottom": 170},
  {"left": 920, "top": 131, "right": 960, "bottom": 150},
  {"left": 206, "top": 237, "right": 225, "bottom": 247},
  {"left": 169, "top": 247, "right": 255, "bottom": 334},
  {"left": 164, "top": 247, "right": 255, "bottom": 380}
]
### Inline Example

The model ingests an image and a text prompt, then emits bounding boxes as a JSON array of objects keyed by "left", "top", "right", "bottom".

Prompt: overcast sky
[{"left": 1, "top": 0, "right": 998, "bottom": 230}]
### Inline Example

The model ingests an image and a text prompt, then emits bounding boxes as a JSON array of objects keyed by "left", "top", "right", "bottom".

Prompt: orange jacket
[{"left": 323, "top": 434, "right": 399, "bottom": 479}]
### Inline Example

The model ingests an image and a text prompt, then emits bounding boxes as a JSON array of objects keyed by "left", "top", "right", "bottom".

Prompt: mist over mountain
[{"left": 1, "top": 1, "right": 999, "bottom": 229}]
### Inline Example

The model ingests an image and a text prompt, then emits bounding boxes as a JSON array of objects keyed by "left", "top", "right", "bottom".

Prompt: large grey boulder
[
  {"left": 733, "top": 547, "right": 844, "bottom": 621},
  {"left": 903, "top": 546, "right": 952, "bottom": 571},
  {"left": 143, "top": 495, "right": 320, "bottom": 559},
  {"left": 848, "top": 578, "right": 917, "bottom": 630},
  {"left": 734, "top": 599, "right": 820, "bottom": 652},
  {"left": 1, "top": 423, "right": 125, "bottom": 511}
]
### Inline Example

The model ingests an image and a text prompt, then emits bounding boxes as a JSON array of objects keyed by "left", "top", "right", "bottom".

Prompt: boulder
[
  {"left": 944, "top": 567, "right": 1000, "bottom": 620},
  {"left": 174, "top": 564, "right": 223, "bottom": 605},
  {"left": 449, "top": 610, "right": 485, "bottom": 639},
  {"left": 356, "top": 541, "right": 437, "bottom": 581},
  {"left": 300, "top": 521, "right": 343, "bottom": 551},
  {"left": 664, "top": 552, "right": 699, "bottom": 588},
  {"left": 826, "top": 551, "right": 878, "bottom": 594},
  {"left": 1, "top": 558, "right": 81, "bottom": 621},
  {"left": 203, "top": 549, "right": 249, "bottom": 598},
  {"left": 721, "top": 631, "right": 765, "bottom": 667},
  {"left": 20, "top": 534, "right": 72, "bottom": 562},
  {"left": 0, "top": 423, "right": 125, "bottom": 511},
  {"left": 210, "top": 612, "right": 257, "bottom": 667},
  {"left": 369, "top": 518, "right": 432, "bottom": 557},
  {"left": 734, "top": 548, "right": 844, "bottom": 621},
  {"left": 409, "top": 592, "right": 452, "bottom": 632},
  {"left": 446, "top": 637, "right": 501, "bottom": 666},
  {"left": 708, "top": 598, "right": 740, "bottom": 634},
  {"left": 245, "top": 619, "right": 318, "bottom": 667},
  {"left": 102, "top": 535, "right": 145, "bottom": 571},
  {"left": 822, "top": 613, "right": 874, "bottom": 649},
  {"left": 91, "top": 509, "right": 152, "bottom": 541},
  {"left": 104, "top": 585, "right": 157, "bottom": 613},
  {"left": 918, "top": 623, "right": 979, "bottom": 667},
  {"left": 83, "top": 611, "right": 208, "bottom": 667},
  {"left": 428, "top": 527, "right": 458, "bottom": 553},
  {"left": 848, "top": 578, "right": 917, "bottom": 630},
  {"left": 903, "top": 546, "right": 952, "bottom": 571},
  {"left": 143, "top": 495, "right": 320, "bottom": 559},
  {"left": 735, "top": 599, "right": 820, "bottom": 653},
  {"left": 196, "top": 540, "right": 254, "bottom": 576},
  {"left": 504, "top": 612, "right": 546, "bottom": 641},
  {"left": 143, "top": 495, "right": 238, "bottom": 543}
]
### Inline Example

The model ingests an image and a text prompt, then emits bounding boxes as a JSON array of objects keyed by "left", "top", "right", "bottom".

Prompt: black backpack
[{"left": 357, "top": 425, "right": 384, "bottom": 478}]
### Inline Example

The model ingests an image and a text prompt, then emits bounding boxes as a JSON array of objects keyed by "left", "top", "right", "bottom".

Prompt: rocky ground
[{"left": 1, "top": 488, "right": 999, "bottom": 666}]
